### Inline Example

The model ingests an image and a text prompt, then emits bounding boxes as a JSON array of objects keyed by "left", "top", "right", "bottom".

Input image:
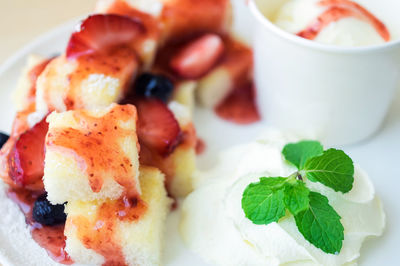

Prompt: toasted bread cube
[
  {"left": 13, "top": 54, "right": 47, "bottom": 111},
  {"left": 168, "top": 145, "right": 196, "bottom": 197},
  {"left": 36, "top": 52, "right": 139, "bottom": 113},
  {"left": 197, "top": 39, "right": 253, "bottom": 108},
  {"left": 196, "top": 67, "right": 232, "bottom": 108},
  {"left": 173, "top": 81, "right": 197, "bottom": 115},
  {"left": 44, "top": 104, "right": 140, "bottom": 204},
  {"left": 64, "top": 166, "right": 172, "bottom": 266},
  {"left": 167, "top": 102, "right": 196, "bottom": 197}
]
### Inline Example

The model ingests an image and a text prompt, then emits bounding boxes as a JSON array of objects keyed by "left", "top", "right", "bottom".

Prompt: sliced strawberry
[
  {"left": 170, "top": 34, "right": 225, "bottom": 79},
  {"left": 66, "top": 14, "right": 146, "bottom": 59},
  {"left": 135, "top": 99, "right": 182, "bottom": 156},
  {"left": 8, "top": 118, "right": 49, "bottom": 190}
]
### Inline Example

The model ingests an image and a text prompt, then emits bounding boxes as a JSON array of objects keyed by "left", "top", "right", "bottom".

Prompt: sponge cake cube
[
  {"left": 43, "top": 104, "right": 141, "bottom": 204},
  {"left": 64, "top": 166, "right": 171, "bottom": 266}
]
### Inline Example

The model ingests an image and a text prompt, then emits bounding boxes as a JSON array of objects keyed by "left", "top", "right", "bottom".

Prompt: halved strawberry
[
  {"left": 66, "top": 14, "right": 146, "bottom": 59},
  {"left": 135, "top": 99, "right": 182, "bottom": 156},
  {"left": 170, "top": 34, "right": 225, "bottom": 79},
  {"left": 8, "top": 118, "right": 49, "bottom": 190}
]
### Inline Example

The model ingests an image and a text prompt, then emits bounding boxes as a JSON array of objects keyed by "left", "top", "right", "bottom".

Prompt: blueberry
[
  {"left": 0, "top": 132, "right": 9, "bottom": 149},
  {"left": 134, "top": 73, "right": 174, "bottom": 103},
  {"left": 32, "top": 193, "right": 66, "bottom": 226}
]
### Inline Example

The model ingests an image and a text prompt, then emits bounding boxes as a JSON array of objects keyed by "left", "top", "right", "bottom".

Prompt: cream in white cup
[{"left": 249, "top": 0, "right": 400, "bottom": 146}]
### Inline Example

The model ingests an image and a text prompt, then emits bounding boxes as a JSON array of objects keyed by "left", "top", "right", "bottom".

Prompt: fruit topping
[
  {"left": 170, "top": 34, "right": 225, "bottom": 79},
  {"left": 134, "top": 73, "right": 174, "bottom": 103},
  {"left": 215, "top": 82, "right": 260, "bottom": 125},
  {"left": 8, "top": 118, "right": 49, "bottom": 190},
  {"left": 135, "top": 99, "right": 182, "bottom": 156},
  {"left": 33, "top": 193, "right": 66, "bottom": 226},
  {"left": 0, "top": 133, "right": 9, "bottom": 149},
  {"left": 66, "top": 14, "right": 146, "bottom": 59}
]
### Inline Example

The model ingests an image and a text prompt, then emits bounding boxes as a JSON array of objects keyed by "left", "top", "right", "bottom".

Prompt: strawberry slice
[
  {"left": 135, "top": 99, "right": 182, "bottom": 156},
  {"left": 8, "top": 118, "right": 49, "bottom": 190},
  {"left": 170, "top": 34, "right": 225, "bottom": 79},
  {"left": 66, "top": 14, "right": 146, "bottom": 59}
]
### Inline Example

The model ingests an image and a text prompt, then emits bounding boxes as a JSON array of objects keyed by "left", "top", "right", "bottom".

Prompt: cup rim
[{"left": 248, "top": 0, "right": 400, "bottom": 54}]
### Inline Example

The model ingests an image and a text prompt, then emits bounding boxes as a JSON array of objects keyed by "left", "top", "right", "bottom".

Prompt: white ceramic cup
[{"left": 249, "top": 0, "right": 400, "bottom": 146}]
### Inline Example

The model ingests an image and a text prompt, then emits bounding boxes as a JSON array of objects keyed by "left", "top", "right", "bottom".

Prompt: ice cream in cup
[{"left": 249, "top": 0, "right": 400, "bottom": 145}]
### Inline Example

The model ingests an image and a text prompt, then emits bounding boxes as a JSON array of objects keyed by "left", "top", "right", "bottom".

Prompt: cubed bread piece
[
  {"left": 196, "top": 67, "right": 232, "bottom": 108},
  {"left": 163, "top": 102, "right": 197, "bottom": 197},
  {"left": 167, "top": 144, "right": 196, "bottom": 197},
  {"left": 44, "top": 104, "right": 140, "bottom": 204},
  {"left": 36, "top": 51, "right": 138, "bottom": 113},
  {"left": 64, "top": 166, "right": 172, "bottom": 266},
  {"left": 172, "top": 81, "right": 197, "bottom": 115},
  {"left": 13, "top": 54, "right": 47, "bottom": 111},
  {"left": 197, "top": 39, "right": 253, "bottom": 108}
]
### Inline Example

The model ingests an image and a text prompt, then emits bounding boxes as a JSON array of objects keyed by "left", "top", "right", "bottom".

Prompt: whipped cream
[
  {"left": 274, "top": 0, "right": 389, "bottom": 46},
  {"left": 181, "top": 129, "right": 385, "bottom": 266}
]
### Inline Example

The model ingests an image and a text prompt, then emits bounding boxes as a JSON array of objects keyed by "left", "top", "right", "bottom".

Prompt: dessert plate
[{"left": 0, "top": 5, "right": 399, "bottom": 266}]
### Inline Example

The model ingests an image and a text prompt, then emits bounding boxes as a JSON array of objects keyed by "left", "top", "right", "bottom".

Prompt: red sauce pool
[
  {"left": 6, "top": 189, "right": 72, "bottom": 265},
  {"left": 215, "top": 82, "right": 260, "bottom": 125},
  {"left": 298, "top": 0, "right": 390, "bottom": 41},
  {"left": 195, "top": 138, "right": 206, "bottom": 155}
]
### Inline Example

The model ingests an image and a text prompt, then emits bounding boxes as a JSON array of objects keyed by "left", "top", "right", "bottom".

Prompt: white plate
[{"left": 0, "top": 2, "right": 399, "bottom": 265}]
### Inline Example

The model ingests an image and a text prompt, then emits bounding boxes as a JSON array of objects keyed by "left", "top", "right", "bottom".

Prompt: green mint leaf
[
  {"left": 284, "top": 181, "right": 310, "bottom": 215},
  {"left": 303, "top": 149, "right": 354, "bottom": 193},
  {"left": 242, "top": 177, "right": 287, "bottom": 225},
  {"left": 282, "top": 141, "right": 324, "bottom": 169},
  {"left": 294, "top": 192, "right": 344, "bottom": 254}
]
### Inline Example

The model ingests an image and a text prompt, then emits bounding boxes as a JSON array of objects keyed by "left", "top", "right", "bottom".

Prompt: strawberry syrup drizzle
[
  {"left": 214, "top": 38, "right": 260, "bottom": 124},
  {"left": 68, "top": 196, "right": 147, "bottom": 266},
  {"left": 195, "top": 138, "right": 206, "bottom": 155},
  {"left": 297, "top": 0, "right": 390, "bottom": 41},
  {"left": 216, "top": 82, "right": 260, "bottom": 125},
  {"left": 7, "top": 189, "right": 73, "bottom": 264},
  {"left": 46, "top": 105, "right": 140, "bottom": 198}
]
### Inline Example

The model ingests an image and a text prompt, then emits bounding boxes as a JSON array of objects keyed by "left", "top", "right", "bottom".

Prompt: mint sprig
[
  {"left": 242, "top": 177, "right": 287, "bottom": 225},
  {"left": 302, "top": 149, "right": 354, "bottom": 193},
  {"left": 241, "top": 140, "right": 354, "bottom": 254},
  {"left": 294, "top": 192, "right": 344, "bottom": 254},
  {"left": 283, "top": 180, "right": 309, "bottom": 215},
  {"left": 282, "top": 140, "right": 323, "bottom": 169}
]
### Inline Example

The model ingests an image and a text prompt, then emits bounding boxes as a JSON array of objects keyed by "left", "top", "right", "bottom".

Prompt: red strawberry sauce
[
  {"left": 297, "top": 0, "right": 390, "bottom": 41},
  {"left": 7, "top": 189, "right": 73, "bottom": 264}
]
